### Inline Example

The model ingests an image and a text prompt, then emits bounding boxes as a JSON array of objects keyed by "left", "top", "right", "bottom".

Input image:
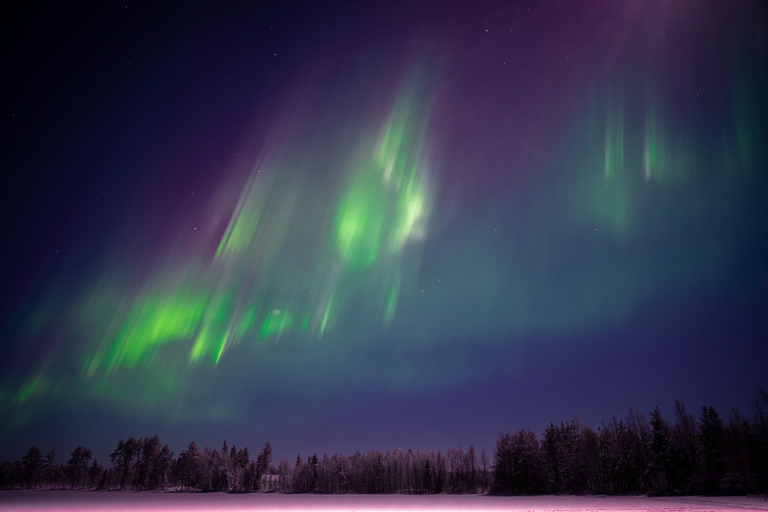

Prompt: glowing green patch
[
  {"left": 335, "top": 84, "right": 431, "bottom": 268},
  {"left": 14, "top": 376, "right": 43, "bottom": 404},
  {"left": 189, "top": 293, "right": 234, "bottom": 363},
  {"left": 212, "top": 329, "right": 230, "bottom": 364},
  {"left": 335, "top": 172, "right": 386, "bottom": 268},
  {"left": 106, "top": 291, "right": 208, "bottom": 370},
  {"left": 384, "top": 280, "right": 400, "bottom": 323},
  {"left": 390, "top": 175, "right": 426, "bottom": 251},
  {"left": 259, "top": 309, "right": 295, "bottom": 338},
  {"left": 236, "top": 308, "right": 256, "bottom": 338}
]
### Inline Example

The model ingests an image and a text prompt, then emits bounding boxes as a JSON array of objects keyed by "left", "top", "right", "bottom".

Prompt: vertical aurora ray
[
  {"left": 641, "top": 77, "right": 695, "bottom": 186},
  {"left": 600, "top": 96, "right": 628, "bottom": 233},
  {"left": 643, "top": 106, "right": 660, "bottom": 182},
  {"left": 726, "top": 64, "right": 767, "bottom": 174},
  {"left": 334, "top": 84, "right": 432, "bottom": 270},
  {"left": 577, "top": 49, "right": 705, "bottom": 238},
  {"left": 384, "top": 279, "right": 400, "bottom": 323},
  {"left": 603, "top": 102, "right": 624, "bottom": 182}
]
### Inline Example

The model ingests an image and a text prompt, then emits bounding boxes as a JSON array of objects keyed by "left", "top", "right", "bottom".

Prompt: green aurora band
[
  {"left": 3, "top": 26, "right": 765, "bottom": 424},
  {"left": 8, "top": 74, "right": 436, "bottom": 413}
]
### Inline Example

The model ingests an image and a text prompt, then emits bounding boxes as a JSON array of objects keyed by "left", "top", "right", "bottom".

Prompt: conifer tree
[
  {"left": 700, "top": 405, "right": 725, "bottom": 494},
  {"left": 21, "top": 446, "right": 42, "bottom": 488}
]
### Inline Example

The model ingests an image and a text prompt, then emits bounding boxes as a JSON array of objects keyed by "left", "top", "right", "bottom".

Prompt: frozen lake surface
[{"left": 1, "top": 491, "right": 768, "bottom": 511}]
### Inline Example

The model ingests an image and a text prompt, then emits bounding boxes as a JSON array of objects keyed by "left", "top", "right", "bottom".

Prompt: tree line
[
  {"left": 2, "top": 390, "right": 766, "bottom": 495},
  {"left": 492, "top": 391, "right": 768, "bottom": 496},
  {"left": 0, "top": 437, "right": 274, "bottom": 493}
]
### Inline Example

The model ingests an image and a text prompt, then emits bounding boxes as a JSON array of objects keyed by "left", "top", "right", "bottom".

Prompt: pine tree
[
  {"left": 254, "top": 442, "right": 272, "bottom": 491},
  {"left": 479, "top": 448, "right": 489, "bottom": 492},
  {"left": 492, "top": 433, "right": 512, "bottom": 494},
  {"left": 21, "top": 447, "right": 43, "bottom": 488},
  {"left": 542, "top": 423, "right": 561, "bottom": 493},
  {"left": 44, "top": 449, "right": 57, "bottom": 488},
  {"left": 292, "top": 454, "right": 303, "bottom": 492},
  {"left": 66, "top": 446, "right": 91, "bottom": 488},
  {"left": 650, "top": 406, "right": 677, "bottom": 492},
  {"left": 699, "top": 405, "right": 725, "bottom": 494},
  {"left": 672, "top": 401, "right": 699, "bottom": 492},
  {"left": 87, "top": 459, "right": 103, "bottom": 488},
  {"left": 176, "top": 442, "right": 200, "bottom": 490},
  {"left": 110, "top": 440, "right": 126, "bottom": 489}
]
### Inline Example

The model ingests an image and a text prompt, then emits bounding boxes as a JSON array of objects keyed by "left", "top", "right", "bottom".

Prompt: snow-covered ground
[{"left": 1, "top": 491, "right": 767, "bottom": 511}]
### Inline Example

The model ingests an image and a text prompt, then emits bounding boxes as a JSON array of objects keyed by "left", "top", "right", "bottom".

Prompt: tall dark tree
[
  {"left": 492, "top": 433, "right": 512, "bottom": 494},
  {"left": 66, "top": 446, "right": 92, "bottom": 488},
  {"left": 176, "top": 442, "right": 200, "bottom": 490},
  {"left": 650, "top": 406, "right": 676, "bottom": 492},
  {"left": 87, "top": 459, "right": 103, "bottom": 488},
  {"left": 479, "top": 448, "right": 489, "bottom": 492},
  {"left": 110, "top": 437, "right": 138, "bottom": 489},
  {"left": 252, "top": 442, "right": 272, "bottom": 491},
  {"left": 310, "top": 453, "right": 319, "bottom": 492},
  {"left": 136, "top": 435, "right": 161, "bottom": 489},
  {"left": 435, "top": 450, "right": 446, "bottom": 493},
  {"left": 579, "top": 424, "right": 601, "bottom": 493},
  {"left": 21, "top": 446, "right": 43, "bottom": 488},
  {"left": 291, "top": 454, "right": 304, "bottom": 492},
  {"left": 372, "top": 452, "right": 384, "bottom": 493},
  {"left": 44, "top": 448, "right": 58, "bottom": 487},
  {"left": 542, "top": 423, "right": 562, "bottom": 493},
  {"left": 722, "top": 408, "right": 751, "bottom": 493},
  {"left": 672, "top": 401, "right": 699, "bottom": 492},
  {"left": 109, "top": 439, "right": 126, "bottom": 488},
  {"left": 467, "top": 444, "right": 477, "bottom": 491},
  {"left": 423, "top": 459, "right": 432, "bottom": 492},
  {"left": 699, "top": 405, "right": 725, "bottom": 494}
]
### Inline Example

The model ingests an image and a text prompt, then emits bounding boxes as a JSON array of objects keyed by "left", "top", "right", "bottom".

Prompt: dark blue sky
[{"left": 1, "top": 0, "right": 767, "bottom": 466}]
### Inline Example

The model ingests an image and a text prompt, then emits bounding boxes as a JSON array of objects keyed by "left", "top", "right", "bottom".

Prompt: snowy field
[{"left": 1, "top": 491, "right": 768, "bottom": 512}]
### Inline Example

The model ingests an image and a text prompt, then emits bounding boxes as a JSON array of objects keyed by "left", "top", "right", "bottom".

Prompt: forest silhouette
[{"left": 3, "top": 390, "right": 767, "bottom": 496}]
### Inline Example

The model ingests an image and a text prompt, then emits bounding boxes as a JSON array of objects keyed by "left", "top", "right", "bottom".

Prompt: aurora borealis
[
  {"left": 2, "top": 0, "right": 767, "bottom": 464},
  {"left": 72, "top": 73, "right": 434, "bottom": 377}
]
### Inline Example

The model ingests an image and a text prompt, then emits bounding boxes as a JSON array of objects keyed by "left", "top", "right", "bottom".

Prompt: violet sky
[{"left": 1, "top": 0, "right": 767, "bottom": 465}]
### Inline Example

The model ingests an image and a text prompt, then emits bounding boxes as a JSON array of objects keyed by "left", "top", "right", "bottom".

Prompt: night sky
[{"left": 2, "top": 1, "right": 767, "bottom": 466}]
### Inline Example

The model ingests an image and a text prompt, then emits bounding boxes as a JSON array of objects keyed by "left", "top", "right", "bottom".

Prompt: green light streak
[
  {"left": 190, "top": 293, "right": 234, "bottom": 364},
  {"left": 236, "top": 308, "right": 256, "bottom": 338},
  {"left": 14, "top": 376, "right": 43, "bottom": 404},
  {"left": 594, "top": 101, "right": 628, "bottom": 233},
  {"left": 215, "top": 176, "right": 264, "bottom": 259},
  {"left": 105, "top": 290, "right": 207, "bottom": 371},
  {"left": 10, "top": 66, "right": 438, "bottom": 417},
  {"left": 259, "top": 308, "right": 295, "bottom": 339},
  {"left": 642, "top": 95, "right": 691, "bottom": 183},
  {"left": 335, "top": 171, "right": 387, "bottom": 268},
  {"left": 213, "top": 329, "right": 230, "bottom": 365},
  {"left": 335, "top": 82, "right": 432, "bottom": 267},
  {"left": 319, "top": 296, "right": 334, "bottom": 337},
  {"left": 604, "top": 106, "right": 624, "bottom": 180},
  {"left": 391, "top": 175, "right": 427, "bottom": 250},
  {"left": 730, "top": 70, "right": 764, "bottom": 172},
  {"left": 190, "top": 326, "right": 213, "bottom": 362},
  {"left": 384, "top": 281, "right": 399, "bottom": 323},
  {"left": 644, "top": 111, "right": 659, "bottom": 181}
]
